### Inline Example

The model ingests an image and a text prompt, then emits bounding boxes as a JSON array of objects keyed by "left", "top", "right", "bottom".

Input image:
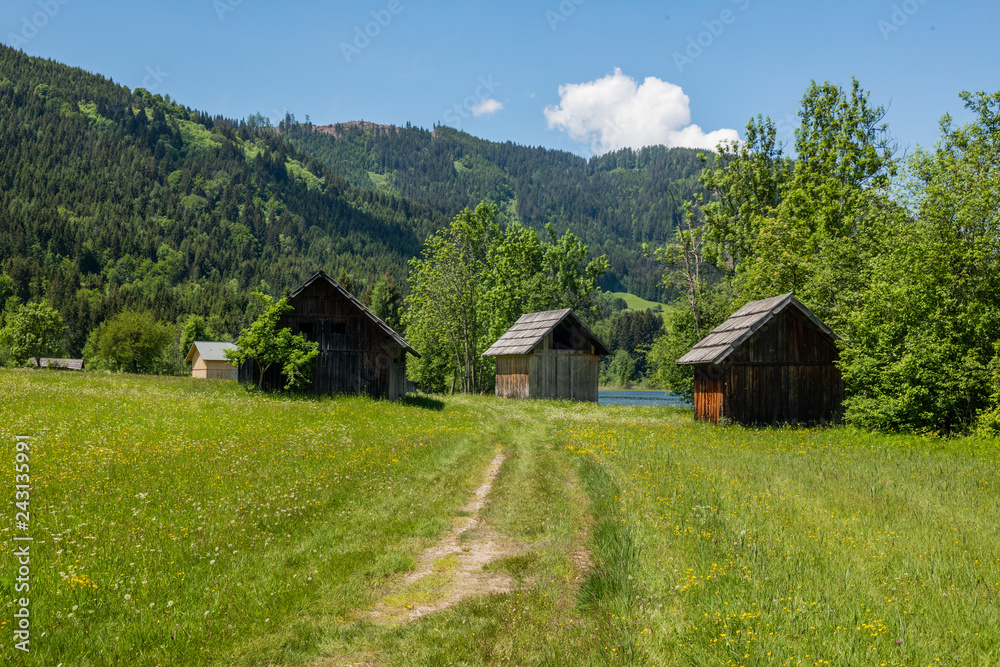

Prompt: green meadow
[
  {"left": 1, "top": 369, "right": 998, "bottom": 666},
  {"left": 608, "top": 292, "right": 667, "bottom": 312}
]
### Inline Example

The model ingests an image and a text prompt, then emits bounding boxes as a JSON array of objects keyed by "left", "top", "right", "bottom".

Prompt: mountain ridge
[
  {"left": 0, "top": 44, "right": 452, "bottom": 354},
  {"left": 285, "top": 120, "right": 711, "bottom": 299}
]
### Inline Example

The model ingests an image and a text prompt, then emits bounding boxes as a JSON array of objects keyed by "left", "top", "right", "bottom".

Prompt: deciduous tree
[
  {"left": 840, "top": 91, "right": 1000, "bottom": 433},
  {"left": 224, "top": 293, "right": 319, "bottom": 391},
  {"left": 1, "top": 301, "right": 66, "bottom": 367},
  {"left": 85, "top": 311, "right": 174, "bottom": 374},
  {"left": 405, "top": 201, "right": 607, "bottom": 394}
]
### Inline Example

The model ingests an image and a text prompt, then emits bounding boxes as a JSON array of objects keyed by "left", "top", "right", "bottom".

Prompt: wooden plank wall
[
  {"left": 693, "top": 371, "right": 723, "bottom": 422},
  {"left": 191, "top": 354, "right": 207, "bottom": 379},
  {"left": 495, "top": 355, "right": 530, "bottom": 399},
  {"left": 494, "top": 353, "right": 599, "bottom": 402},
  {"left": 204, "top": 361, "right": 236, "bottom": 380},
  {"left": 728, "top": 310, "right": 839, "bottom": 365},
  {"left": 528, "top": 351, "right": 598, "bottom": 402},
  {"left": 723, "top": 364, "right": 843, "bottom": 425}
]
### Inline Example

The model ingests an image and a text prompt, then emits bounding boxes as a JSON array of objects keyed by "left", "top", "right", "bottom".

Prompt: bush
[
  {"left": 976, "top": 406, "right": 1000, "bottom": 437},
  {"left": 84, "top": 311, "right": 177, "bottom": 374}
]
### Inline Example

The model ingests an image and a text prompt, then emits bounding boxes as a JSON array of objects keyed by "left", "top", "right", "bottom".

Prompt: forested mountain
[
  {"left": 0, "top": 45, "right": 453, "bottom": 356},
  {"left": 284, "top": 122, "right": 710, "bottom": 300}
]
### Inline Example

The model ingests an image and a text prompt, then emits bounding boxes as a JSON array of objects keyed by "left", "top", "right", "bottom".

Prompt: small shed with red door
[{"left": 676, "top": 293, "right": 843, "bottom": 425}]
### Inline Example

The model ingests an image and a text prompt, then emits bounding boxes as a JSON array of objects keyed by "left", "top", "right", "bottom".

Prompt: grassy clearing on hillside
[
  {"left": 1, "top": 369, "right": 998, "bottom": 666},
  {"left": 609, "top": 292, "right": 667, "bottom": 311}
]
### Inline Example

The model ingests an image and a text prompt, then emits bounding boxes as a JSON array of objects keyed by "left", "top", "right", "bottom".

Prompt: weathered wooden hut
[
  {"left": 483, "top": 309, "right": 609, "bottom": 402},
  {"left": 238, "top": 270, "right": 419, "bottom": 400},
  {"left": 677, "top": 293, "right": 843, "bottom": 425},
  {"left": 185, "top": 342, "right": 237, "bottom": 380}
]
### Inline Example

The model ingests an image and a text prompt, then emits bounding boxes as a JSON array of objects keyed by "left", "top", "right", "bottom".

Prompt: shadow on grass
[{"left": 402, "top": 394, "right": 446, "bottom": 411}]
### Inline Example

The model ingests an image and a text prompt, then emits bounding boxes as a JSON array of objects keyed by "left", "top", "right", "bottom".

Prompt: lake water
[{"left": 598, "top": 390, "right": 691, "bottom": 408}]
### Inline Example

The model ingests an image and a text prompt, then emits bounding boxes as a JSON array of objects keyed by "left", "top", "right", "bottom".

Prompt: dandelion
[
  {"left": 167, "top": 600, "right": 174, "bottom": 607},
  {"left": 124, "top": 594, "right": 131, "bottom": 600}
]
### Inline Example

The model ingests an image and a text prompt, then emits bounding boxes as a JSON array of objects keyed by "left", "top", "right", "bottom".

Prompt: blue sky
[{"left": 3, "top": 0, "right": 998, "bottom": 157}]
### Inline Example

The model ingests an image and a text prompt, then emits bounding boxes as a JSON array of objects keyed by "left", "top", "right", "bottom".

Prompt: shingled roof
[
  {"left": 291, "top": 270, "right": 420, "bottom": 357},
  {"left": 483, "top": 308, "right": 609, "bottom": 357},
  {"left": 186, "top": 341, "right": 237, "bottom": 363},
  {"left": 676, "top": 293, "right": 837, "bottom": 365}
]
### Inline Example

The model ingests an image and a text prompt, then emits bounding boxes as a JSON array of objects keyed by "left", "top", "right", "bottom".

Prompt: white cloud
[
  {"left": 543, "top": 68, "right": 739, "bottom": 154},
  {"left": 472, "top": 98, "right": 503, "bottom": 117}
]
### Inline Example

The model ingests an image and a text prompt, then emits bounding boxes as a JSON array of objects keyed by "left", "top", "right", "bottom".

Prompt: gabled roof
[
  {"left": 676, "top": 293, "right": 837, "bottom": 365},
  {"left": 186, "top": 341, "right": 237, "bottom": 363},
  {"left": 290, "top": 270, "right": 420, "bottom": 357},
  {"left": 482, "top": 308, "right": 610, "bottom": 357}
]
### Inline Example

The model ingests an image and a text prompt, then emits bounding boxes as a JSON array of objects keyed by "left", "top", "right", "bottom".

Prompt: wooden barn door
[{"left": 694, "top": 369, "right": 723, "bottom": 422}]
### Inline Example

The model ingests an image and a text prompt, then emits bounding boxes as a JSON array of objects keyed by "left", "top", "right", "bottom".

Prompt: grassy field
[
  {"left": 609, "top": 292, "right": 667, "bottom": 311},
  {"left": 1, "top": 369, "right": 998, "bottom": 665}
]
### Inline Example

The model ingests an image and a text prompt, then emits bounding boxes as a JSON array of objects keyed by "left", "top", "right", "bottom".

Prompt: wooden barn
[
  {"left": 483, "top": 309, "right": 609, "bottom": 402},
  {"left": 238, "top": 270, "right": 419, "bottom": 400},
  {"left": 677, "top": 293, "right": 843, "bottom": 425},
  {"left": 185, "top": 342, "right": 237, "bottom": 380}
]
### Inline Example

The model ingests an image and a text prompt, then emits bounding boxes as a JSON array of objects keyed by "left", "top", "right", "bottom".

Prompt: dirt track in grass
[{"left": 369, "top": 451, "right": 527, "bottom": 623}]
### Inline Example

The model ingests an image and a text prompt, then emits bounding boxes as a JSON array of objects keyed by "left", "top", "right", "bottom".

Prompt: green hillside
[
  {"left": 285, "top": 122, "right": 709, "bottom": 301},
  {"left": 0, "top": 45, "right": 452, "bottom": 355}
]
